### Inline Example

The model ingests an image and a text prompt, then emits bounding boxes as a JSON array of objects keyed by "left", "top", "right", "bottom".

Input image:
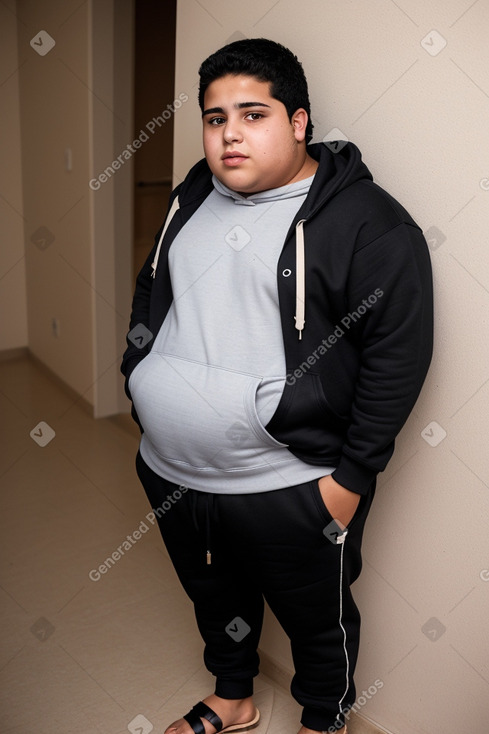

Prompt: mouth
[{"left": 222, "top": 151, "right": 248, "bottom": 167}]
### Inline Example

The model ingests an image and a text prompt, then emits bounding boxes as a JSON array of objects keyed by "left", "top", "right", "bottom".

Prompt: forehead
[{"left": 203, "top": 74, "right": 275, "bottom": 104}]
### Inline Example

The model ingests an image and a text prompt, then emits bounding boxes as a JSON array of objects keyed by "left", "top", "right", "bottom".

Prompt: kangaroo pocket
[
  {"left": 267, "top": 372, "right": 350, "bottom": 458},
  {"left": 128, "top": 353, "right": 288, "bottom": 471}
]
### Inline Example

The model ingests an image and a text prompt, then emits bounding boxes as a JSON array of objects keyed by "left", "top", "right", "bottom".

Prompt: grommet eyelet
[{"left": 282, "top": 268, "right": 292, "bottom": 277}]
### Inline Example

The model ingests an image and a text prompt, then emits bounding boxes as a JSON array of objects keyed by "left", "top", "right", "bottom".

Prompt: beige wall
[
  {"left": 0, "top": 3, "right": 27, "bottom": 350},
  {"left": 16, "top": 0, "right": 94, "bottom": 402},
  {"left": 174, "top": 2, "right": 489, "bottom": 732},
  {"left": 7, "top": 0, "right": 133, "bottom": 415},
  {"left": 90, "top": 0, "right": 134, "bottom": 417}
]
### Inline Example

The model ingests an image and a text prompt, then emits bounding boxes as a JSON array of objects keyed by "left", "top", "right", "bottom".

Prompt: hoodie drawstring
[
  {"left": 151, "top": 195, "right": 180, "bottom": 279},
  {"left": 294, "top": 219, "right": 306, "bottom": 340}
]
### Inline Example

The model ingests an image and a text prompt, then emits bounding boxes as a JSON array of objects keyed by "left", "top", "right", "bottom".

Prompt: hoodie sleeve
[
  {"left": 331, "top": 220, "right": 434, "bottom": 494},
  {"left": 120, "top": 190, "right": 179, "bottom": 428}
]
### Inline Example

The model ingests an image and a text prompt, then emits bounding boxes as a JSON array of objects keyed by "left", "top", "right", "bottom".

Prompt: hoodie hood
[{"left": 302, "top": 141, "right": 373, "bottom": 217}]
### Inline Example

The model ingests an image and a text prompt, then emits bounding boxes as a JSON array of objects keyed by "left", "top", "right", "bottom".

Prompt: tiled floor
[
  {"left": 0, "top": 355, "right": 381, "bottom": 734},
  {"left": 0, "top": 355, "right": 306, "bottom": 734}
]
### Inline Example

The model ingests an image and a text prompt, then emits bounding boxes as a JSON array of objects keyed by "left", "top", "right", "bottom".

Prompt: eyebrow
[{"left": 202, "top": 102, "right": 271, "bottom": 117}]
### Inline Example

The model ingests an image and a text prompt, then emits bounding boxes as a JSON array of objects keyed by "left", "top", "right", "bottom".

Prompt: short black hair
[{"left": 198, "top": 38, "right": 314, "bottom": 144}]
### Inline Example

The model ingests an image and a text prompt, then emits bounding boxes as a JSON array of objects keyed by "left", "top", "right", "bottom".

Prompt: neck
[{"left": 287, "top": 151, "right": 318, "bottom": 186}]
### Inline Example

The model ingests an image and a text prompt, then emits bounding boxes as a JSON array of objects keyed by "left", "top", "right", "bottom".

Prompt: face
[{"left": 202, "top": 74, "right": 311, "bottom": 195}]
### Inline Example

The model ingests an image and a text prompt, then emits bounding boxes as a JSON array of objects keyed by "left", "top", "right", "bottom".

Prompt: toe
[{"left": 163, "top": 720, "right": 190, "bottom": 734}]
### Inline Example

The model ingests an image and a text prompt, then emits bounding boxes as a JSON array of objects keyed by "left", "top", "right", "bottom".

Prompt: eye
[
  {"left": 245, "top": 112, "right": 263, "bottom": 121},
  {"left": 208, "top": 116, "right": 226, "bottom": 126}
]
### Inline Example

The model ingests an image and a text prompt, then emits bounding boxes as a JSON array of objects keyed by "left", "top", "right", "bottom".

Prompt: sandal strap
[{"left": 183, "top": 701, "right": 223, "bottom": 734}]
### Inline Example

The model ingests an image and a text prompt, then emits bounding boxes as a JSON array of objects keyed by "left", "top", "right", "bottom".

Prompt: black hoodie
[{"left": 121, "top": 142, "right": 433, "bottom": 495}]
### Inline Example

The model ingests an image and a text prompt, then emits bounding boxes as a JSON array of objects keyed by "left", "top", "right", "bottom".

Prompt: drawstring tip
[
  {"left": 294, "top": 320, "right": 304, "bottom": 340},
  {"left": 294, "top": 316, "right": 305, "bottom": 340},
  {"left": 206, "top": 550, "right": 212, "bottom": 565}
]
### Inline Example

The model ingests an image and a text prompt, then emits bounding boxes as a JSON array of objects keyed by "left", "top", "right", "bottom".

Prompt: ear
[{"left": 291, "top": 108, "right": 309, "bottom": 143}]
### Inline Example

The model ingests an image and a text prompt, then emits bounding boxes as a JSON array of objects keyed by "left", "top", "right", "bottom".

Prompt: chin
[{"left": 220, "top": 175, "right": 257, "bottom": 193}]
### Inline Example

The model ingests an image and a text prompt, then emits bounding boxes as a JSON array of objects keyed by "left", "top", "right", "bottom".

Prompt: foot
[{"left": 164, "top": 694, "right": 257, "bottom": 734}]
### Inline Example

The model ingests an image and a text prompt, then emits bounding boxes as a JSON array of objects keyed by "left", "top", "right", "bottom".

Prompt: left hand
[{"left": 317, "top": 474, "right": 361, "bottom": 528}]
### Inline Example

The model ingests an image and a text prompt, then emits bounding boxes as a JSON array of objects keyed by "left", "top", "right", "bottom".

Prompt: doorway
[{"left": 133, "top": 0, "right": 177, "bottom": 280}]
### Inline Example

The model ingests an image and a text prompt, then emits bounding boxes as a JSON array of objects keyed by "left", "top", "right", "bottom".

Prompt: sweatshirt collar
[{"left": 212, "top": 173, "right": 315, "bottom": 206}]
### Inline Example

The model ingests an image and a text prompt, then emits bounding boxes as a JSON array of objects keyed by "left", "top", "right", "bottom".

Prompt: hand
[{"left": 317, "top": 475, "right": 361, "bottom": 528}]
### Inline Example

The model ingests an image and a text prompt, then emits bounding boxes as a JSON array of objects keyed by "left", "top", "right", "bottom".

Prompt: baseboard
[
  {"left": 258, "top": 647, "right": 295, "bottom": 695},
  {"left": 0, "top": 348, "right": 143, "bottom": 436},
  {"left": 0, "top": 349, "right": 95, "bottom": 417},
  {"left": 28, "top": 351, "right": 94, "bottom": 417},
  {"left": 107, "top": 411, "right": 141, "bottom": 439},
  {"left": 0, "top": 346, "right": 29, "bottom": 362},
  {"left": 258, "top": 648, "right": 389, "bottom": 734}
]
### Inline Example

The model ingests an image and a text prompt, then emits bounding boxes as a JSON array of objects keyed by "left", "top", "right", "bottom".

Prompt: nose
[{"left": 223, "top": 121, "right": 243, "bottom": 144}]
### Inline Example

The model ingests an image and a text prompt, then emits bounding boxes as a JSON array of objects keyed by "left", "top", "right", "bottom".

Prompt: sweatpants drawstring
[
  {"left": 189, "top": 490, "right": 214, "bottom": 565},
  {"left": 205, "top": 493, "right": 214, "bottom": 565}
]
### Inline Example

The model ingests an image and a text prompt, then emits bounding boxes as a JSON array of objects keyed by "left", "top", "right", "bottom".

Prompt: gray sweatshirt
[{"left": 129, "top": 174, "right": 334, "bottom": 492}]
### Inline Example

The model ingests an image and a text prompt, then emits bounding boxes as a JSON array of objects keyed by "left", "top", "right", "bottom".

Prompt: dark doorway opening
[{"left": 133, "top": 0, "right": 177, "bottom": 281}]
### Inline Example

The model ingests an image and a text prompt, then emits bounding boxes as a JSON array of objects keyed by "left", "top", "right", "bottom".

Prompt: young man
[{"left": 121, "top": 39, "right": 433, "bottom": 734}]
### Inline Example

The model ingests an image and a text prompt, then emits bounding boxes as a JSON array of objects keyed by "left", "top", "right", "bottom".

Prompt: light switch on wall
[{"left": 65, "top": 147, "right": 72, "bottom": 172}]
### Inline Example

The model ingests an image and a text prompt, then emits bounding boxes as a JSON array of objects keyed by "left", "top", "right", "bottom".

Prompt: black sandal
[{"left": 182, "top": 701, "right": 260, "bottom": 734}]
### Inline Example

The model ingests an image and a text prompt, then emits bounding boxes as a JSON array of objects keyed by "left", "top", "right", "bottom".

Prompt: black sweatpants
[{"left": 136, "top": 451, "right": 375, "bottom": 732}]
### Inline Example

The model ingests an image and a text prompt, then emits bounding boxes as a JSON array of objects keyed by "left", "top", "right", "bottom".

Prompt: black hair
[{"left": 198, "top": 38, "right": 314, "bottom": 144}]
